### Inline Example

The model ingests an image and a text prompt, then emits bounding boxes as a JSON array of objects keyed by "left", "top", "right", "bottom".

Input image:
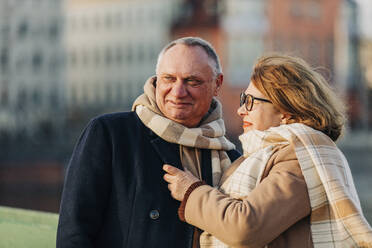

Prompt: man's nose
[
  {"left": 171, "top": 80, "right": 188, "bottom": 97},
  {"left": 237, "top": 105, "right": 248, "bottom": 117}
]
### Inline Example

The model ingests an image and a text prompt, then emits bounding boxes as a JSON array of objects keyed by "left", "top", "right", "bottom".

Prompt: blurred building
[
  {"left": 170, "top": 0, "right": 267, "bottom": 141},
  {"left": 171, "top": 0, "right": 365, "bottom": 138},
  {"left": 64, "top": 0, "right": 181, "bottom": 124},
  {"left": 334, "top": 0, "right": 367, "bottom": 129},
  {"left": 357, "top": 0, "right": 372, "bottom": 128},
  {"left": 220, "top": 0, "right": 268, "bottom": 140},
  {"left": 359, "top": 40, "right": 372, "bottom": 127},
  {"left": 265, "top": 0, "right": 340, "bottom": 77},
  {"left": 222, "top": 0, "right": 267, "bottom": 87},
  {"left": 0, "top": 0, "right": 65, "bottom": 140},
  {"left": 0, "top": 0, "right": 65, "bottom": 213}
]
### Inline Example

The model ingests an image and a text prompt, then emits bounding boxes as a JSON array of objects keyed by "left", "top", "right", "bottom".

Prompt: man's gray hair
[{"left": 156, "top": 37, "right": 222, "bottom": 76}]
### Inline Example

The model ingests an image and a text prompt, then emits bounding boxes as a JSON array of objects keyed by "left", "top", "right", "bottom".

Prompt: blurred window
[
  {"left": 69, "top": 50, "right": 77, "bottom": 66},
  {"left": 290, "top": 1, "right": 302, "bottom": 17},
  {"left": 70, "top": 16, "right": 77, "bottom": 31},
  {"left": 115, "top": 12, "right": 122, "bottom": 27},
  {"left": 49, "top": 21, "right": 59, "bottom": 40},
  {"left": 126, "top": 44, "right": 133, "bottom": 62},
  {"left": 126, "top": 10, "right": 132, "bottom": 25},
  {"left": 326, "top": 40, "right": 334, "bottom": 72},
  {"left": 274, "top": 36, "right": 284, "bottom": 51},
  {"left": 1, "top": 25, "right": 10, "bottom": 37},
  {"left": 70, "top": 87, "right": 76, "bottom": 105},
  {"left": 94, "top": 48, "right": 101, "bottom": 66},
  {"left": 18, "top": 21, "right": 28, "bottom": 39},
  {"left": 49, "top": 55, "right": 59, "bottom": 73},
  {"left": 116, "top": 82, "right": 122, "bottom": 103},
  {"left": 149, "top": 45, "right": 156, "bottom": 60},
  {"left": 82, "top": 16, "right": 88, "bottom": 30},
  {"left": 138, "top": 44, "right": 144, "bottom": 62},
  {"left": 17, "top": 89, "right": 26, "bottom": 110},
  {"left": 105, "top": 47, "right": 113, "bottom": 65},
  {"left": 0, "top": 49, "right": 8, "bottom": 72},
  {"left": 106, "top": 83, "right": 112, "bottom": 103},
  {"left": 94, "top": 14, "right": 101, "bottom": 30},
  {"left": 32, "top": 52, "right": 43, "bottom": 71},
  {"left": 1, "top": 87, "right": 9, "bottom": 106},
  {"left": 116, "top": 46, "right": 123, "bottom": 65},
  {"left": 33, "top": 90, "right": 41, "bottom": 105},
  {"left": 307, "top": 1, "right": 321, "bottom": 19},
  {"left": 105, "top": 13, "right": 112, "bottom": 28},
  {"left": 16, "top": 55, "right": 26, "bottom": 71},
  {"left": 82, "top": 50, "right": 88, "bottom": 66},
  {"left": 137, "top": 7, "right": 143, "bottom": 24},
  {"left": 309, "top": 39, "right": 320, "bottom": 65}
]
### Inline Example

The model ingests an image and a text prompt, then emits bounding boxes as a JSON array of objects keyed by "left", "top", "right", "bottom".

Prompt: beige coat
[{"left": 184, "top": 144, "right": 313, "bottom": 248}]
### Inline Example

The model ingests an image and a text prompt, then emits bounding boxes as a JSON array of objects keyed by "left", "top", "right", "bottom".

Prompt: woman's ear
[{"left": 280, "top": 113, "right": 291, "bottom": 124}]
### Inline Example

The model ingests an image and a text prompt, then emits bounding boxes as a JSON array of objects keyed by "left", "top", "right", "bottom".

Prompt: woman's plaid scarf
[
  {"left": 201, "top": 123, "right": 372, "bottom": 247},
  {"left": 132, "top": 76, "right": 235, "bottom": 186}
]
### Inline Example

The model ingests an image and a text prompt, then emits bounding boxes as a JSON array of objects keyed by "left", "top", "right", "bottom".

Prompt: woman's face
[{"left": 237, "top": 83, "right": 284, "bottom": 133}]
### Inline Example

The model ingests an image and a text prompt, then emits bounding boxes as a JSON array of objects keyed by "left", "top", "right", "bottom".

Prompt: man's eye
[
  {"left": 164, "top": 76, "right": 175, "bottom": 82},
  {"left": 186, "top": 79, "right": 202, "bottom": 86}
]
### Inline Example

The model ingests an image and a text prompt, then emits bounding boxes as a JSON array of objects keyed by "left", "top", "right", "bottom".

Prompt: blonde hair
[{"left": 251, "top": 54, "right": 346, "bottom": 141}]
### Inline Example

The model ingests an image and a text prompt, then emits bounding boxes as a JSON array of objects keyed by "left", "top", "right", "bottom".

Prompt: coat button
[{"left": 149, "top": 210, "right": 160, "bottom": 220}]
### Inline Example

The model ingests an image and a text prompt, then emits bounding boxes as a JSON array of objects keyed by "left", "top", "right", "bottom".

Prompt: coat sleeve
[
  {"left": 184, "top": 144, "right": 311, "bottom": 247},
  {"left": 57, "top": 118, "right": 112, "bottom": 248}
]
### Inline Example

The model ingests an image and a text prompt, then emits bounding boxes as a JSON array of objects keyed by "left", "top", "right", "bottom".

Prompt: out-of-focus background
[{"left": 0, "top": 0, "right": 371, "bottom": 223}]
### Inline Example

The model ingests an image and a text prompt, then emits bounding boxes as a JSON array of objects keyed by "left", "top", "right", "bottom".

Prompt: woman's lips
[{"left": 243, "top": 121, "right": 252, "bottom": 128}]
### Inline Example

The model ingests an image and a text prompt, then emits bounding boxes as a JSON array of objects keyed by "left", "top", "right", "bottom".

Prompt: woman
[{"left": 163, "top": 54, "right": 372, "bottom": 247}]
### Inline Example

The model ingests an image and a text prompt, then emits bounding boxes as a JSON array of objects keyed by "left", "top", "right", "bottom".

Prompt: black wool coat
[{"left": 57, "top": 111, "right": 240, "bottom": 248}]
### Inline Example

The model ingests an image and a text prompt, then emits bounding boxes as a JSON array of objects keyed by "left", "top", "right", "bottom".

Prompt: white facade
[
  {"left": 64, "top": 0, "right": 181, "bottom": 112},
  {"left": 222, "top": 0, "right": 267, "bottom": 86},
  {"left": 0, "top": 0, "right": 65, "bottom": 137}
]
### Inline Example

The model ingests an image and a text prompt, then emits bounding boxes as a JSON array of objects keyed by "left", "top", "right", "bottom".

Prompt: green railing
[{"left": 0, "top": 206, "right": 58, "bottom": 248}]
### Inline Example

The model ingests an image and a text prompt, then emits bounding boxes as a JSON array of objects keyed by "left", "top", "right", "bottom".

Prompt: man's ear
[{"left": 214, "top": 73, "right": 223, "bottom": 96}]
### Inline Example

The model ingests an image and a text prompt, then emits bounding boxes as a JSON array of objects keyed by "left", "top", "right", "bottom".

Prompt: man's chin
[{"left": 168, "top": 114, "right": 196, "bottom": 127}]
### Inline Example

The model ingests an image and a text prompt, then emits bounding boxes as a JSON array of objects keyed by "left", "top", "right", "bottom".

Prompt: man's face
[{"left": 156, "top": 44, "right": 222, "bottom": 127}]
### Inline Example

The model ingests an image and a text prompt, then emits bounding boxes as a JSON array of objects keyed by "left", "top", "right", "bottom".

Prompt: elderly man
[{"left": 57, "top": 37, "right": 240, "bottom": 248}]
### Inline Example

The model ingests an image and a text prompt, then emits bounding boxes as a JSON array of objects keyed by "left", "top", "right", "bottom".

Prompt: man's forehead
[{"left": 157, "top": 44, "right": 215, "bottom": 76}]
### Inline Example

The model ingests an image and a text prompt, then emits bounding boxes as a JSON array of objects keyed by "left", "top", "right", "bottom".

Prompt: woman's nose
[{"left": 237, "top": 105, "right": 247, "bottom": 118}]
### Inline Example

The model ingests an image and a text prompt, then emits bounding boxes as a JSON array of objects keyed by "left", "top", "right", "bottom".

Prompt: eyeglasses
[{"left": 240, "top": 92, "right": 272, "bottom": 111}]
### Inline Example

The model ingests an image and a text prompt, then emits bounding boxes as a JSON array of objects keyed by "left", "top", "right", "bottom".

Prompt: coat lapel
[
  {"left": 148, "top": 131, "right": 213, "bottom": 185},
  {"left": 150, "top": 136, "right": 183, "bottom": 170}
]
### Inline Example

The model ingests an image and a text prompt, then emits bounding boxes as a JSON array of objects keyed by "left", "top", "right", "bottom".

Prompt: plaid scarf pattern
[
  {"left": 132, "top": 76, "right": 235, "bottom": 186},
  {"left": 200, "top": 123, "right": 372, "bottom": 247}
]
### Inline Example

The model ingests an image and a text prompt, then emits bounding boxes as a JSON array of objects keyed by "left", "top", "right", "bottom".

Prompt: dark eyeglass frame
[{"left": 240, "top": 92, "right": 272, "bottom": 111}]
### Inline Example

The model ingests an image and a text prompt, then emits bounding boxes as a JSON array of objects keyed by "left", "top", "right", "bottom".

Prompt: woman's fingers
[
  {"left": 163, "top": 173, "right": 176, "bottom": 183},
  {"left": 163, "top": 164, "right": 182, "bottom": 175}
]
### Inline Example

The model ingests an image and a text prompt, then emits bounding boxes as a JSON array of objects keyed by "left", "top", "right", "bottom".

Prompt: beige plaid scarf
[
  {"left": 132, "top": 76, "right": 235, "bottom": 185},
  {"left": 201, "top": 123, "right": 372, "bottom": 247}
]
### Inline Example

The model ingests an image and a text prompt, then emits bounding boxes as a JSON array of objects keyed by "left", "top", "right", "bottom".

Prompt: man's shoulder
[
  {"left": 93, "top": 111, "right": 137, "bottom": 123},
  {"left": 89, "top": 111, "right": 143, "bottom": 132}
]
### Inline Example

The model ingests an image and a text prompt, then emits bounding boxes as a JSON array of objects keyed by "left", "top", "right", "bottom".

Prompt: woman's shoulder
[{"left": 262, "top": 143, "right": 303, "bottom": 180}]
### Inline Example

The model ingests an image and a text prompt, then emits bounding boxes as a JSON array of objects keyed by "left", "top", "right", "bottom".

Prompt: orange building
[{"left": 265, "top": 0, "right": 341, "bottom": 80}]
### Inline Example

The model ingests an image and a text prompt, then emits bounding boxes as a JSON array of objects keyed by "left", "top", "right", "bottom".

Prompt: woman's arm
[{"left": 164, "top": 145, "right": 311, "bottom": 247}]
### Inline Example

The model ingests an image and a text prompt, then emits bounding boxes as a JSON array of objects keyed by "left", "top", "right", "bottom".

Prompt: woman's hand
[{"left": 163, "top": 164, "right": 200, "bottom": 201}]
